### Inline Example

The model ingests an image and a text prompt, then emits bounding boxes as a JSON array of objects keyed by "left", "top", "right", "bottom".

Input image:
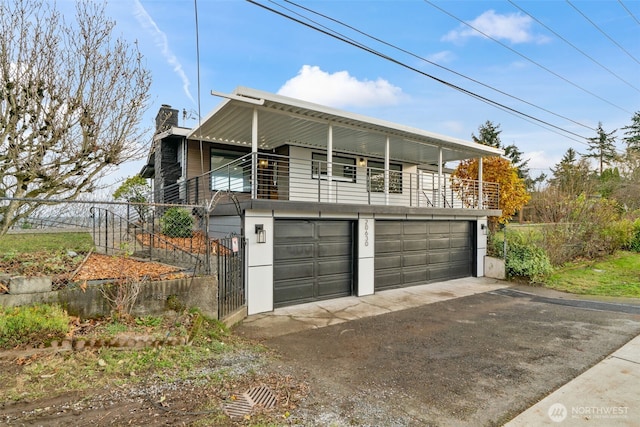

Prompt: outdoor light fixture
[
  {"left": 359, "top": 158, "right": 366, "bottom": 167},
  {"left": 255, "top": 224, "right": 266, "bottom": 243},
  {"left": 480, "top": 223, "right": 488, "bottom": 235}
]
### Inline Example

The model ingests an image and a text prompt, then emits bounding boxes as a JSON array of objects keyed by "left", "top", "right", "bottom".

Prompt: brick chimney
[{"left": 155, "top": 104, "right": 179, "bottom": 133}]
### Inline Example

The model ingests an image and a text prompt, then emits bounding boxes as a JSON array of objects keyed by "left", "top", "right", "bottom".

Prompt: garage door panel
[
  {"left": 403, "top": 253, "right": 428, "bottom": 267},
  {"left": 275, "top": 221, "right": 314, "bottom": 238},
  {"left": 376, "top": 270, "right": 402, "bottom": 289},
  {"left": 318, "top": 259, "right": 352, "bottom": 276},
  {"left": 429, "top": 238, "right": 451, "bottom": 250},
  {"left": 318, "top": 221, "right": 352, "bottom": 237},
  {"left": 275, "top": 243, "right": 315, "bottom": 260},
  {"left": 317, "top": 275, "right": 352, "bottom": 297},
  {"left": 450, "top": 237, "right": 471, "bottom": 249},
  {"left": 450, "top": 249, "right": 471, "bottom": 262},
  {"left": 428, "top": 251, "right": 450, "bottom": 265},
  {"left": 403, "top": 222, "right": 428, "bottom": 234},
  {"left": 403, "top": 268, "right": 428, "bottom": 285},
  {"left": 450, "top": 222, "right": 471, "bottom": 233},
  {"left": 274, "top": 261, "right": 314, "bottom": 281},
  {"left": 274, "top": 287, "right": 314, "bottom": 305},
  {"left": 319, "top": 242, "right": 351, "bottom": 257},
  {"left": 375, "top": 220, "right": 473, "bottom": 291},
  {"left": 376, "top": 221, "right": 403, "bottom": 236},
  {"left": 403, "top": 239, "right": 428, "bottom": 251},
  {"left": 376, "top": 254, "right": 402, "bottom": 269},
  {"left": 376, "top": 240, "right": 402, "bottom": 253},
  {"left": 429, "top": 222, "right": 450, "bottom": 233}
]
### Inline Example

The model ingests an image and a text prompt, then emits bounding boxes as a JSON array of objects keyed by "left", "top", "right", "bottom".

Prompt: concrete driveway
[{"left": 235, "top": 278, "right": 640, "bottom": 426}]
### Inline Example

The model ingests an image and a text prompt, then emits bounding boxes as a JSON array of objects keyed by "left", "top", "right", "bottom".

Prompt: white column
[
  {"left": 384, "top": 136, "right": 390, "bottom": 205},
  {"left": 327, "top": 124, "right": 333, "bottom": 202},
  {"left": 437, "top": 147, "right": 443, "bottom": 208},
  {"left": 251, "top": 108, "right": 258, "bottom": 199},
  {"left": 478, "top": 157, "right": 483, "bottom": 209}
]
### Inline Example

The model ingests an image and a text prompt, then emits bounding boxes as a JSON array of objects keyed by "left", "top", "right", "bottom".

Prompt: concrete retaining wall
[
  {"left": 0, "top": 277, "right": 218, "bottom": 319},
  {"left": 484, "top": 256, "right": 506, "bottom": 280}
]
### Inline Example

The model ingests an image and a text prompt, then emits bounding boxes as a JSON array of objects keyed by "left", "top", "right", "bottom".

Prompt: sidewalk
[{"left": 505, "top": 334, "right": 640, "bottom": 426}]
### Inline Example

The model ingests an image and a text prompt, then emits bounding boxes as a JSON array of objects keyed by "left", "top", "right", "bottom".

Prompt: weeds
[{"left": 0, "top": 304, "right": 70, "bottom": 349}]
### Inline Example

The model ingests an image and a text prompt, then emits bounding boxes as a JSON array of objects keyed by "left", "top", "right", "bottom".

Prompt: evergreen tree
[
  {"left": 472, "top": 121, "right": 502, "bottom": 148},
  {"left": 621, "top": 111, "right": 640, "bottom": 153},
  {"left": 550, "top": 148, "right": 593, "bottom": 196},
  {"left": 583, "top": 122, "right": 618, "bottom": 175}
]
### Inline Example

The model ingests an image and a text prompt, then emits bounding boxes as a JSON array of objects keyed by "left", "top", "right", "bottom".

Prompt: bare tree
[{"left": 0, "top": 0, "right": 151, "bottom": 234}]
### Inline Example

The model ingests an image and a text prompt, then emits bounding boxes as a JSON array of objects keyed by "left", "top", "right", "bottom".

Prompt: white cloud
[
  {"left": 132, "top": 0, "right": 195, "bottom": 105},
  {"left": 526, "top": 150, "right": 558, "bottom": 172},
  {"left": 277, "top": 65, "right": 403, "bottom": 108},
  {"left": 425, "top": 50, "right": 456, "bottom": 64},
  {"left": 442, "top": 10, "right": 548, "bottom": 44}
]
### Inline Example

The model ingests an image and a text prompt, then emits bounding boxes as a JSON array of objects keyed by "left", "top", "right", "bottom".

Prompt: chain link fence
[{"left": 0, "top": 197, "right": 217, "bottom": 290}]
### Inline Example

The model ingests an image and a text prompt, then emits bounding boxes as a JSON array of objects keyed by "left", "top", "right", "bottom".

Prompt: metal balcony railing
[{"left": 160, "top": 153, "right": 500, "bottom": 210}]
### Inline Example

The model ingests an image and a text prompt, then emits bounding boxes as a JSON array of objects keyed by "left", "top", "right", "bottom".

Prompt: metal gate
[{"left": 216, "top": 233, "right": 246, "bottom": 319}]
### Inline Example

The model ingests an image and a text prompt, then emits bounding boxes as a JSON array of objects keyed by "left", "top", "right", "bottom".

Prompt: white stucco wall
[
  {"left": 358, "top": 215, "right": 375, "bottom": 296},
  {"left": 244, "top": 211, "right": 274, "bottom": 315}
]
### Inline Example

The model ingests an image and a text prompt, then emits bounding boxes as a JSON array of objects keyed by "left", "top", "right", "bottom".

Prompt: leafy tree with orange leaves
[{"left": 452, "top": 156, "right": 530, "bottom": 228}]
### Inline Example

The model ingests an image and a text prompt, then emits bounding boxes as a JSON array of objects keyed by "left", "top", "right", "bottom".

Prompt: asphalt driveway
[{"left": 236, "top": 285, "right": 640, "bottom": 426}]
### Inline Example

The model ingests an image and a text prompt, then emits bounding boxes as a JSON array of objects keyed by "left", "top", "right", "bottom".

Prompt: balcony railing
[{"left": 160, "top": 153, "right": 499, "bottom": 210}]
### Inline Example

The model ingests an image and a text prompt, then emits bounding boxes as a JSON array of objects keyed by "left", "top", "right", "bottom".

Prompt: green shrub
[
  {"left": 505, "top": 233, "right": 553, "bottom": 282},
  {"left": 629, "top": 218, "right": 640, "bottom": 252},
  {"left": 160, "top": 207, "right": 193, "bottom": 238},
  {"left": 0, "top": 304, "right": 70, "bottom": 348}
]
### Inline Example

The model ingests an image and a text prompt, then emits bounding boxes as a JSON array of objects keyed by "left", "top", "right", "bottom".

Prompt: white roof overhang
[{"left": 188, "top": 87, "right": 503, "bottom": 165}]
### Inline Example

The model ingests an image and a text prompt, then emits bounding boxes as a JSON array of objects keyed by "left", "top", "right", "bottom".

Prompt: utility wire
[
  {"left": 618, "top": 0, "right": 640, "bottom": 26},
  {"left": 509, "top": 0, "right": 640, "bottom": 94},
  {"left": 249, "top": 0, "right": 590, "bottom": 143},
  {"left": 566, "top": 0, "right": 640, "bottom": 67},
  {"left": 424, "top": 0, "right": 632, "bottom": 115},
  {"left": 283, "top": 0, "right": 597, "bottom": 132}
]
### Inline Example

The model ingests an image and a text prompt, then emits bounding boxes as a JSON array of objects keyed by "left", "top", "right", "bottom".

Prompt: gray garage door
[
  {"left": 375, "top": 220, "right": 474, "bottom": 291},
  {"left": 274, "top": 220, "right": 353, "bottom": 307}
]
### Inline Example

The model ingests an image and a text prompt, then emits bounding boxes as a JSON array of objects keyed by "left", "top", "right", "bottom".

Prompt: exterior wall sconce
[
  {"left": 480, "top": 223, "right": 488, "bottom": 235},
  {"left": 259, "top": 158, "right": 268, "bottom": 167},
  {"left": 255, "top": 224, "right": 266, "bottom": 243},
  {"left": 359, "top": 158, "right": 366, "bottom": 167}
]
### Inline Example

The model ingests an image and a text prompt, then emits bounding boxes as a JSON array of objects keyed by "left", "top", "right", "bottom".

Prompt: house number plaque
[{"left": 364, "top": 219, "right": 369, "bottom": 247}]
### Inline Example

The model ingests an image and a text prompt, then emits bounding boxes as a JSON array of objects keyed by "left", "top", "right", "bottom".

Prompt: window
[
  {"left": 210, "top": 148, "right": 251, "bottom": 192},
  {"left": 368, "top": 160, "right": 403, "bottom": 193},
  {"left": 311, "top": 153, "right": 356, "bottom": 183}
]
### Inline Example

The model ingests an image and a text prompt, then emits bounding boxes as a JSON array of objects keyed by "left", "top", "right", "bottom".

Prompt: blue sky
[{"left": 72, "top": 0, "right": 640, "bottom": 187}]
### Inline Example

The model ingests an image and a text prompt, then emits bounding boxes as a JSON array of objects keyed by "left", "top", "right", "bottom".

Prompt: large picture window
[
  {"left": 368, "top": 161, "right": 403, "bottom": 193},
  {"left": 311, "top": 153, "right": 356, "bottom": 183},
  {"left": 210, "top": 148, "right": 250, "bottom": 192}
]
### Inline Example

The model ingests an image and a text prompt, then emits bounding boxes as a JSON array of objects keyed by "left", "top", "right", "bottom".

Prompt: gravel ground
[{"left": 248, "top": 289, "right": 640, "bottom": 426}]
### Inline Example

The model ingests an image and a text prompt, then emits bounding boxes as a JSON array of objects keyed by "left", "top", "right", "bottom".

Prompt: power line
[
  {"left": 509, "top": 0, "right": 640, "bottom": 94},
  {"left": 618, "top": 0, "right": 640, "bottom": 26},
  {"left": 566, "top": 0, "right": 640, "bottom": 67},
  {"left": 248, "top": 0, "right": 590, "bottom": 143},
  {"left": 424, "top": 0, "right": 632, "bottom": 115},
  {"left": 283, "top": 0, "right": 597, "bottom": 132}
]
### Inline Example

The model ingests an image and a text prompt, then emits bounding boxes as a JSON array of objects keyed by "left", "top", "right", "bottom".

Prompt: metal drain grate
[{"left": 223, "top": 385, "right": 276, "bottom": 418}]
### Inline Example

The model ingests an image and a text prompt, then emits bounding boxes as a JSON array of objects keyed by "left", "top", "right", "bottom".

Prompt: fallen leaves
[{"left": 73, "top": 254, "right": 185, "bottom": 282}]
